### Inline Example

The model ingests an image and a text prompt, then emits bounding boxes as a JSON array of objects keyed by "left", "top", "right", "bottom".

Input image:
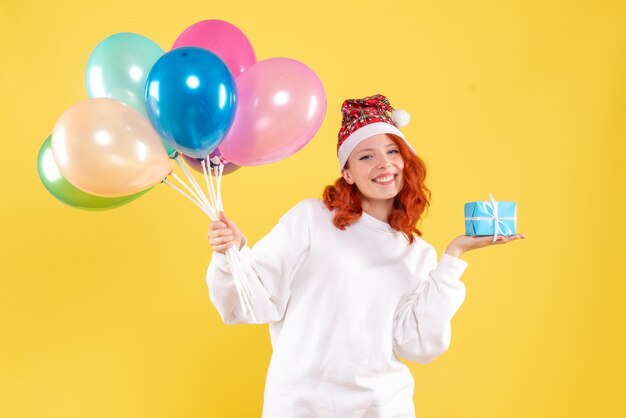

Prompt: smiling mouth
[{"left": 372, "top": 174, "right": 397, "bottom": 184}]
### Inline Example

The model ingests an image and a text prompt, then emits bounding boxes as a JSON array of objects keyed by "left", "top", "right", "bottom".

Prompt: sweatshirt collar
[{"left": 359, "top": 211, "right": 398, "bottom": 234}]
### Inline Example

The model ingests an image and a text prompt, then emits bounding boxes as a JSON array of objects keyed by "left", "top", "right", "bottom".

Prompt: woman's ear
[{"left": 342, "top": 169, "right": 353, "bottom": 184}]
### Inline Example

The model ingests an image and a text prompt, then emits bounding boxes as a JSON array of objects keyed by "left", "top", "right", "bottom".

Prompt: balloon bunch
[{"left": 37, "top": 20, "right": 327, "bottom": 318}]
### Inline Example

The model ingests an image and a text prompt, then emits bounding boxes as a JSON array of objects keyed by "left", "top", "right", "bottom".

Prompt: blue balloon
[{"left": 145, "top": 47, "right": 237, "bottom": 158}]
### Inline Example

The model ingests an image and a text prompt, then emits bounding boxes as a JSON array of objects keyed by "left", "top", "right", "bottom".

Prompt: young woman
[{"left": 206, "top": 94, "right": 525, "bottom": 418}]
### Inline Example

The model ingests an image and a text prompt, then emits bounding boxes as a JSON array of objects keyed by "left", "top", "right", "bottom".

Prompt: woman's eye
[
  {"left": 359, "top": 155, "right": 371, "bottom": 160},
  {"left": 388, "top": 150, "right": 399, "bottom": 154}
]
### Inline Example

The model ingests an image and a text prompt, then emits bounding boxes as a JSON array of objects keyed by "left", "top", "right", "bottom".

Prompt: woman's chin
[{"left": 363, "top": 190, "right": 400, "bottom": 201}]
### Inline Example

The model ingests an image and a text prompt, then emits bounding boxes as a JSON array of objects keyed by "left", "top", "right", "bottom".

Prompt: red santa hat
[{"left": 337, "top": 94, "right": 415, "bottom": 171}]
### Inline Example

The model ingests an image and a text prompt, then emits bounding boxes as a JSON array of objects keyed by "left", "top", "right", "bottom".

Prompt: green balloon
[
  {"left": 37, "top": 136, "right": 150, "bottom": 210},
  {"left": 85, "top": 32, "right": 177, "bottom": 158}
]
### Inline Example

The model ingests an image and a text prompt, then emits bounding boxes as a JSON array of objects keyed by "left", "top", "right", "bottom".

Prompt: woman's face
[{"left": 342, "top": 134, "right": 404, "bottom": 202}]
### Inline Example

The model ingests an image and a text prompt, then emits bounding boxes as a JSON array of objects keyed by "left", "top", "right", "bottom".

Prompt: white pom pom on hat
[{"left": 391, "top": 109, "right": 411, "bottom": 128}]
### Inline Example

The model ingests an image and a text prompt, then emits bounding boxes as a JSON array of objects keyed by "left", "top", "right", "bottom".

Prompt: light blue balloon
[
  {"left": 86, "top": 33, "right": 177, "bottom": 158},
  {"left": 145, "top": 47, "right": 237, "bottom": 159},
  {"left": 86, "top": 32, "right": 163, "bottom": 117}
]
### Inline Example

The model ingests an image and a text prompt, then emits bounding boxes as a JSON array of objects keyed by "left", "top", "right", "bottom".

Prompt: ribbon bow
[{"left": 465, "top": 194, "right": 515, "bottom": 242}]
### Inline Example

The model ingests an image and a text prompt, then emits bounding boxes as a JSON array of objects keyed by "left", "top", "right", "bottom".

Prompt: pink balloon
[
  {"left": 172, "top": 20, "right": 256, "bottom": 78},
  {"left": 181, "top": 151, "right": 241, "bottom": 175},
  {"left": 218, "top": 58, "right": 326, "bottom": 166}
]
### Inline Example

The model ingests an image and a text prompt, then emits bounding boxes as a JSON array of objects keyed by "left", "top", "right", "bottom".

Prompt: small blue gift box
[{"left": 464, "top": 194, "right": 517, "bottom": 241}]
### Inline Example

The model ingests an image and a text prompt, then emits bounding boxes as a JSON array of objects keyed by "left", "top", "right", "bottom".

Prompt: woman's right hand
[{"left": 208, "top": 212, "right": 244, "bottom": 255}]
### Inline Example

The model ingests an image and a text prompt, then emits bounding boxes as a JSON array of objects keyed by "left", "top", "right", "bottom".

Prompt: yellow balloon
[{"left": 51, "top": 98, "right": 173, "bottom": 197}]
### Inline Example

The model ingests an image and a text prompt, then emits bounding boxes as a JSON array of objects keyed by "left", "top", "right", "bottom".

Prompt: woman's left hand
[{"left": 444, "top": 233, "right": 526, "bottom": 258}]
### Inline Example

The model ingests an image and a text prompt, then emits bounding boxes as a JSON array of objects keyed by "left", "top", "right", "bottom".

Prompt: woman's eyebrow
[{"left": 357, "top": 143, "right": 397, "bottom": 153}]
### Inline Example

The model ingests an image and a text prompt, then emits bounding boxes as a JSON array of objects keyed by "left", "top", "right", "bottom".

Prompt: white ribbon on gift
[{"left": 464, "top": 194, "right": 516, "bottom": 242}]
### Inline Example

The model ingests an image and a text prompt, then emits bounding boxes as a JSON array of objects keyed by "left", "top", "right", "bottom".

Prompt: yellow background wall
[{"left": 1, "top": 0, "right": 624, "bottom": 417}]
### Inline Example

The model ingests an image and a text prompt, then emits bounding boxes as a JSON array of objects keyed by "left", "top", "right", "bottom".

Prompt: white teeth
[{"left": 373, "top": 175, "right": 394, "bottom": 183}]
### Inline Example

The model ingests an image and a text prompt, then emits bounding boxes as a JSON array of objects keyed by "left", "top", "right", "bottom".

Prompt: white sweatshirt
[{"left": 206, "top": 198, "right": 468, "bottom": 418}]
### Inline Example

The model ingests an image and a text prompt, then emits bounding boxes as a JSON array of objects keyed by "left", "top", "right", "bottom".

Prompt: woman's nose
[{"left": 378, "top": 155, "right": 392, "bottom": 168}]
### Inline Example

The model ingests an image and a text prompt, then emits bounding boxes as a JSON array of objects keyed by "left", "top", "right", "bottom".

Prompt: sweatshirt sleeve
[
  {"left": 206, "top": 201, "right": 311, "bottom": 325},
  {"left": 392, "top": 251, "right": 468, "bottom": 364}
]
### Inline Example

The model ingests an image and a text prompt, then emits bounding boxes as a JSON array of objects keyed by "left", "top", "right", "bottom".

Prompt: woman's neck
[{"left": 361, "top": 198, "right": 394, "bottom": 223}]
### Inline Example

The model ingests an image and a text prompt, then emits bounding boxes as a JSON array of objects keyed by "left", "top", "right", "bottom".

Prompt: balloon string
[
  {"left": 201, "top": 159, "right": 219, "bottom": 215},
  {"left": 162, "top": 179, "right": 211, "bottom": 217},
  {"left": 200, "top": 160, "right": 256, "bottom": 313},
  {"left": 225, "top": 249, "right": 257, "bottom": 321},
  {"left": 228, "top": 248, "right": 255, "bottom": 308},
  {"left": 216, "top": 164, "right": 224, "bottom": 213},
  {"left": 211, "top": 164, "right": 223, "bottom": 213},
  {"left": 175, "top": 156, "right": 214, "bottom": 216},
  {"left": 233, "top": 246, "right": 260, "bottom": 304},
  {"left": 170, "top": 173, "right": 206, "bottom": 208},
  {"left": 169, "top": 173, "right": 215, "bottom": 218},
  {"left": 177, "top": 156, "right": 212, "bottom": 211},
  {"left": 168, "top": 157, "right": 257, "bottom": 319},
  {"left": 225, "top": 250, "right": 248, "bottom": 316}
]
